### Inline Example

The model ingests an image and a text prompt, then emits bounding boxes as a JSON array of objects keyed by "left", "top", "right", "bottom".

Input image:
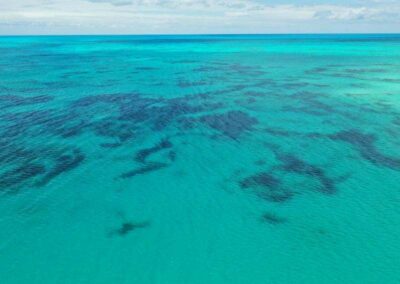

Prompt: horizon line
[{"left": 1, "top": 32, "right": 400, "bottom": 37}]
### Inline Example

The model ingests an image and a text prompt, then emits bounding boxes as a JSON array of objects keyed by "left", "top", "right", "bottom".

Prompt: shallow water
[{"left": 1, "top": 34, "right": 400, "bottom": 284}]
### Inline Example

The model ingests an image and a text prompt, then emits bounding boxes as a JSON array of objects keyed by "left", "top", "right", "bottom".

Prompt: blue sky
[{"left": 0, "top": 0, "right": 399, "bottom": 35}]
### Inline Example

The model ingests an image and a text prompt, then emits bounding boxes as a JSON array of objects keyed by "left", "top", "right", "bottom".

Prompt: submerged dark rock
[
  {"left": 93, "top": 120, "right": 135, "bottom": 142},
  {"left": 73, "top": 93, "right": 147, "bottom": 108},
  {"left": 305, "top": 67, "right": 328, "bottom": 74},
  {"left": 277, "top": 153, "right": 336, "bottom": 194},
  {"left": 168, "top": 151, "right": 177, "bottom": 162},
  {"left": 200, "top": 110, "right": 258, "bottom": 139},
  {"left": 135, "top": 67, "right": 157, "bottom": 71},
  {"left": 282, "top": 105, "right": 328, "bottom": 117},
  {"left": 255, "top": 160, "right": 266, "bottom": 166},
  {"left": 240, "top": 172, "right": 280, "bottom": 189},
  {"left": 264, "top": 127, "right": 325, "bottom": 139},
  {"left": 257, "top": 190, "right": 294, "bottom": 203},
  {"left": 110, "top": 221, "right": 150, "bottom": 237},
  {"left": 177, "top": 80, "right": 208, "bottom": 88},
  {"left": 54, "top": 120, "right": 88, "bottom": 138},
  {"left": 240, "top": 172, "right": 293, "bottom": 203},
  {"left": 0, "top": 94, "right": 53, "bottom": 109},
  {"left": 135, "top": 138, "right": 173, "bottom": 164},
  {"left": 150, "top": 98, "right": 222, "bottom": 131},
  {"left": 1, "top": 110, "right": 53, "bottom": 128},
  {"left": 120, "top": 162, "right": 168, "bottom": 179},
  {"left": 245, "top": 91, "right": 265, "bottom": 97},
  {"left": 37, "top": 149, "right": 85, "bottom": 186},
  {"left": 330, "top": 130, "right": 400, "bottom": 170},
  {"left": 100, "top": 143, "right": 122, "bottom": 148},
  {"left": 0, "top": 144, "right": 39, "bottom": 165},
  {"left": 0, "top": 163, "right": 46, "bottom": 190},
  {"left": 68, "top": 92, "right": 224, "bottom": 144},
  {"left": 261, "top": 212, "right": 287, "bottom": 225}
]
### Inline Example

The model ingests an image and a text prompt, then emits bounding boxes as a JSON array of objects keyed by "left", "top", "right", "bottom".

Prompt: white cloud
[
  {"left": 312, "top": 5, "right": 398, "bottom": 21},
  {"left": 86, "top": 0, "right": 132, "bottom": 6},
  {"left": 0, "top": 0, "right": 399, "bottom": 34}
]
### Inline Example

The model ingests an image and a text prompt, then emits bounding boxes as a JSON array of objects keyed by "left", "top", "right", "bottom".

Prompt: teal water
[{"left": 1, "top": 34, "right": 400, "bottom": 283}]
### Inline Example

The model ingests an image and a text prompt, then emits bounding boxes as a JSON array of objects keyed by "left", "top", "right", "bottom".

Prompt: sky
[{"left": 0, "top": 0, "right": 399, "bottom": 35}]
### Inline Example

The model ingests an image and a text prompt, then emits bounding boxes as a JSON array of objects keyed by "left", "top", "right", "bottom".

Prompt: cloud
[
  {"left": 313, "top": 7, "right": 373, "bottom": 20},
  {"left": 0, "top": 0, "right": 399, "bottom": 34},
  {"left": 82, "top": 0, "right": 248, "bottom": 9},
  {"left": 86, "top": 0, "right": 132, "bottom": 6}
]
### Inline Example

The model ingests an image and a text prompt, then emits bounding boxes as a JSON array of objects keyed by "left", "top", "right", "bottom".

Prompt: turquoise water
[{"left": 1, "top": 34, "right": 400, "bottom": 283}]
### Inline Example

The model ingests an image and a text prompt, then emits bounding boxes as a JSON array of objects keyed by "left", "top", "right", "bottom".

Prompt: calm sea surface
[{"left": 1, "top": 35, "right": 400, "bottom": 283}]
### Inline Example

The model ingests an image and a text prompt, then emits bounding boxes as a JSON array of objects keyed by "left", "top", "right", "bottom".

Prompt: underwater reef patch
[
  {"left": 240, "top": 144, "right": 344, "bottom": 203},
  {"left": 261, "top": 212, "right": 287, "bottom": 225},
  {"left": 240, "top": 172, "right": 294, "bottom": 203},
  {"left": 0, "top": 143, "right": 41, "bottom": 165},
  {"left": 119, "top": 138, "right": 175, "bottom": 179},
  {"left": 135, "top": 138, "right": 173, "bottom": 163},
  {"left": 177, "top": 80, "right": 208, "bottom": 88},
  {"left": 120, "top": 162, "right": 168, "bottom": 179},
  {"left": 36, "top": 149, "right": 85, "bottom": 186},
  {"left": 73, "top": 93, "right": 157, "bottom": 111},
  {"left": 244, "top": 91, "right": 265, "bottom": 97},
  {"left": 240, "top": 172, "right": 280, "bottom": 189},
  {"left": 330, "top": 130, "right": 400, "bottom": 170},
  {"left": 1, "top": 110, "right": 53, "bottom": 129},
  {"left": 280, "top": 91, "right": 358, "bottom": 121},
  {"left": 109, "top": 221, "right": 150, "bottom": 237},
  {"left": 100, "top": 143, "right": 123, "bottom": 148},
  {"left": 200, "top": 110, "right": 258, "bottom": 139},
  {"left": 93, "top": 120, "right": 135, "bottom": 142},
  {"left": 150, "top": 98, "right": 223, "bottom": 131},
  {"left": 276, "top": 153, "right": 336, "bottom": 194},
  {"left": 305, "top": 67, "right": 328, "bottom": 74},
  {"left": 0, "top": 163, "right": 46, "bottom": 191},
  {"left": 135, "top": 67, "right": 158, "bottom": 71},
  {"left": 52, "top": 118, "right": 88, "bottom": 138},
  {"left": 0, "top": 94, "right": 53, "bottom": 109},
  {"left": 168, "top": 150, "right": 177, "bottom": 162}
]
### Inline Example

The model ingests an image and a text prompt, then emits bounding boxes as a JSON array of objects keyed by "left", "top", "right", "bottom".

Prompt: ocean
[{"left": 0, "top": 34, "right": 400, "bottom": 283}]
